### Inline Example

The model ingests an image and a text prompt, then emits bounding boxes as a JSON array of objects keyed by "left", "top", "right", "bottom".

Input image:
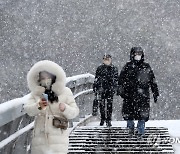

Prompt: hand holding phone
[
  {"left": 42, "top": 93, "right": 48, "bottom": 101},
  {"left": 39, "top": 93, "right": 48, "bottom": 110}
]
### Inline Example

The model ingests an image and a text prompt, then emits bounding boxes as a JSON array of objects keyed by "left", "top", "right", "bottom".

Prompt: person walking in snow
[
  {"left": 93, "top": 54, "right": 118, "bottom": 127},
  {"left": 117, "top": 47, "right": 159, "bottom": 138},
  {"left": 24, "top": 60, "right": 79, "bottom": 154}
]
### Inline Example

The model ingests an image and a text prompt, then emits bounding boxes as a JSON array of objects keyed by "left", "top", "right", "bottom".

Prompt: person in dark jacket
[
  {"left": 117, "top": 47, "right": 159, "bottom": 138},
  {"left": 93, "top": 54, "right": 118, "bottom": 127}
]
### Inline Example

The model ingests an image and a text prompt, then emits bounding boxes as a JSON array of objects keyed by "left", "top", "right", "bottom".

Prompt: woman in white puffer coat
[{"left": 24, "top": 60, "right": 79, "bottom": 154}]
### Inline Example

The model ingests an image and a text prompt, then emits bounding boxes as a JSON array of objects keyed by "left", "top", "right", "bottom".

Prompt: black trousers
[{"left": 99, "top": 91, "right": 113, "bottom": 122}]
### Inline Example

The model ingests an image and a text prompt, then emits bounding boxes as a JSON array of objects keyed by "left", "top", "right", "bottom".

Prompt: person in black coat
[
  {"left": 93, "top": 54, "right": 118, "bottom": 127},
  {"left": 117, "top": 47, "right": 159, "bottom": 138}
]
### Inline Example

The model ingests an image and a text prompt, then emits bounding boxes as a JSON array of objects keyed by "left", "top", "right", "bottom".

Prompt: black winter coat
[
  {"left": 93, "top": 64, "right": 118, "bottom": 95},
  {"left": 118, "top": 61, "right": 159, "bottom": 121}
]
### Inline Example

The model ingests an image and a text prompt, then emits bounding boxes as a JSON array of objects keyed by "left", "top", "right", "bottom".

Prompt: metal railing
[{"left": 0, "top": 73, "right": 95, "bottom": 154}]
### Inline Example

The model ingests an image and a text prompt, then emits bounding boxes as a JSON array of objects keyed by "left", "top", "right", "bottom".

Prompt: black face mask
[{"left": 44, "top": 89, "right": 58, "bottom": 103}]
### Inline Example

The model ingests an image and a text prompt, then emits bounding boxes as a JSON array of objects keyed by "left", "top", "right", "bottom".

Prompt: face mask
[
  {"left": 134, "top": 55, "right": 142, "bottom": 61},
  {"left": 40, "top": 78, "right": 52, "bottom": 89},
  {"left": 104, "top": 61, "right": 111, "bottom": 65},
  {"left": 103, "top": 59, "right": 112, "bottom": 65}
]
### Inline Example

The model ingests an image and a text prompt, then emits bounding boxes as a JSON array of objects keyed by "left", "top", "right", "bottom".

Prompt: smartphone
[{"left": 41, "top": 93, "right": 48, "bottom": 102}]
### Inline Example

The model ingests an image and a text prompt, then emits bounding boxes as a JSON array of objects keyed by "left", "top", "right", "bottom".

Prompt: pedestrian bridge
[{"left": 0, "top": 73, "right": 177, "bottom": 154}]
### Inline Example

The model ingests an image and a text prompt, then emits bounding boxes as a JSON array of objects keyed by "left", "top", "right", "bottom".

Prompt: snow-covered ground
[{"left": 87, "top": 120, "right": 180, "bottom": 154}]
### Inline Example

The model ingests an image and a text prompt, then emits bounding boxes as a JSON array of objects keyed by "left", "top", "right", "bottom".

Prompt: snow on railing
[
  {"left": 66, "top": 73, "right": 94, "bottom": 83},
  {"left": 0, "top": 73, "right": 94, "bottom": 149},
  {"left": 0, "top": 94, "right": 31, "bottom": 127},
  {"left": 74, "top": 89, "right": 93, "bottom": 98}
]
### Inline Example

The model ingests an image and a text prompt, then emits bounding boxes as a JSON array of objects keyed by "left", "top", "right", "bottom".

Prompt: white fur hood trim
[{"left": 27, "top": 60, "right": 66, "bottom": 96}]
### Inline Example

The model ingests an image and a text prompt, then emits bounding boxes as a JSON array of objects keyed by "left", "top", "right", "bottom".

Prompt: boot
[
  {"left": 106, "top": 121, "right": 112, "bottom": 127},
  {"left": 100, "top": 120, "right": 105, "bottom": 126},
  {"left": 128, "top": 128, "right": 134, "bottom": 137},
  {"left": 137, "top": 133, "right": 144, "bottom": 140}
]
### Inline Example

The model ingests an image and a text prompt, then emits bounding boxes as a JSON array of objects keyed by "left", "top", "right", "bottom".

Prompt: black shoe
[
  {"left": 134, "top": 130, "right": 138, "bottom": 135},
  {"left": 100, "top": 120, "right": 105, "bottom": 126},
  {"left": 106, "top": 121, "right": 112, "bottom": 127},
  {"left": 137, "top": 134, "right": 144, "bottom": 140}
]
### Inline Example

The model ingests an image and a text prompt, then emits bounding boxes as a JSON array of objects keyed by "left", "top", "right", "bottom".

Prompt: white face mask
[
  {"left": 40, "top": 78, "right": 52, "bottom": 89},
  {"left": 134, "top": 55, "right": 142, "bottom": 61},
  {"left": 103, "top": 59, "right": 112, "bottom": 65},
  {"left": 104, "top": 61, "right": 111, "bottom": 65}
]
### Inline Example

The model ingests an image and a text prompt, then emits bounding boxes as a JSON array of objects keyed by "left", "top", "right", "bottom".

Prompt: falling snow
[{"left": 0, "top": 0, "right": 180, "bottom": 125}]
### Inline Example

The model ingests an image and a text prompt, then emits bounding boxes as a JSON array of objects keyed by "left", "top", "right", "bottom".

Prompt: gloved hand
[
  {"left": 93, "top": 87, "right": 97, "bottom": 93},
  {"left": 116, "top": 86, "right": 124, "bottom": 97},
  {"left": 116, "top": 89, "right": 120, "bottom": 96},
  {"left": 98, "top": 87, "right": 104, "bottom": 94},
  {"left": 93, "top": 83, "right": 97, "bottom": 93},
  {"left": 109, "top": 86, "right": 116, "bottom": 95}
]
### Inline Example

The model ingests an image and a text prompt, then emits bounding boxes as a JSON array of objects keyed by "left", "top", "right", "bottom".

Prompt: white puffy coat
[{"left": 24, "top": 60, "right": 79, "bottom": 154}]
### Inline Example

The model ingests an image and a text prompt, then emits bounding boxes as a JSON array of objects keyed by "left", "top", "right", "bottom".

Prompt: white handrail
[
  {"left": 0, "top": 122, "right": 35, "bottom": 149},
  {"left": 66, "top": 73, "right": 94, "bottom": 83},
  {"left": 74, "top": 89, "right": 93, "bottom": 98}
]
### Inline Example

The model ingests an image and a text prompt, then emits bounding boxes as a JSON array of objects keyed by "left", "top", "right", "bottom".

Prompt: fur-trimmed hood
[{"left": 27, "top": 60, "right": 66, "bottom": 96}]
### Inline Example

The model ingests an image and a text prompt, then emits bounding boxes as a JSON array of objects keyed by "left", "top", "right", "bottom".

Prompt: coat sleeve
[
  {"left": 62, "top": 88, "right": 79, "bottom": 119},
  {"left": 117, "top": 64, "right": 127, "bottom": 97},
  {"left": 113, "top": 66, "right": 119, "bottom": 89},
  {"left": 23, "top": 94, "right": 43, "bottom": 117},
  {"left": 149, "top": 66, "right": 159, "bottom": 97},
  {"left": 93, "top": 66, "right": 101, "bottom": 92}
]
